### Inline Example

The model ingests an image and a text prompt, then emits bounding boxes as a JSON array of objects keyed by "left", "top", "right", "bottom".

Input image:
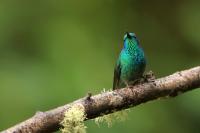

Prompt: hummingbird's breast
[{"left": 120, "top": 48, "right": 146, "bottom": 82}]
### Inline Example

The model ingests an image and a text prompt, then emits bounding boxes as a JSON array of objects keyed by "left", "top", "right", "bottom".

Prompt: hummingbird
[{"left": 113, "top": 32, "right": 146, "bottom": 90}]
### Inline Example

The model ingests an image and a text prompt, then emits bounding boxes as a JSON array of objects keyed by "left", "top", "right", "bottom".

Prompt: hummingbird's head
[
  {"left": 123, "top": 32, "right": 136, "bottom": 41},
  {"left": 123, "top": 32, "right": 140, "bottom": 49}
]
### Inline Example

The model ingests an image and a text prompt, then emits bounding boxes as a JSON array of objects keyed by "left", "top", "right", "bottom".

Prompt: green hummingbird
[{"left": 113, "top": 32, "right": 146, "bottom": 90}]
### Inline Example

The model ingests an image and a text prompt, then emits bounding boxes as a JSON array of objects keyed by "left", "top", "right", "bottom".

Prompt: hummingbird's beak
[{"left": 126, "top": 32, "right": 131, "bottom": 39}]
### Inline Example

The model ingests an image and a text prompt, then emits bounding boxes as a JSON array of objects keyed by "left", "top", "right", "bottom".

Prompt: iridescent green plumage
[{"left": 113, "top": 32, "right": 146, "bottom": 90}]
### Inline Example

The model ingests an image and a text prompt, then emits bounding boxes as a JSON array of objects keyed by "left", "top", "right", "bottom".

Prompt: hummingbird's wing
[{"left": 113, "top": 60, "right": 121, "bottom": 90}]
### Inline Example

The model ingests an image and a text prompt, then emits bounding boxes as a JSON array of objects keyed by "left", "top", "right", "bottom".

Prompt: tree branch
[{"left": 2, "top": 66, "right": 200, "bottom": 133}]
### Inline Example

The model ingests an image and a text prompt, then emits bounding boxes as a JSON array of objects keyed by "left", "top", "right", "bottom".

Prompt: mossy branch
[{"left": 2, "top": 66, "right": 200, "bottom": 133}]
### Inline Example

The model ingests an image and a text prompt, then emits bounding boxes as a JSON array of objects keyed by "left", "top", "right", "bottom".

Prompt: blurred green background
[{"left": 0, "top": 0, "right": 200, "bottom": 132}]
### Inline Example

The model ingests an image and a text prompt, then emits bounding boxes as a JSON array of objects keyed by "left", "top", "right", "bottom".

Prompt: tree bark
[{"left": 2, "top": 66, "right": 200, "bottom": 133}]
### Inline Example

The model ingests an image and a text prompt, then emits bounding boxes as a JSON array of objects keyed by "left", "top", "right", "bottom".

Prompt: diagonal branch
[{"left": 2, "top": 66, "right": 200, "bottom": 133}]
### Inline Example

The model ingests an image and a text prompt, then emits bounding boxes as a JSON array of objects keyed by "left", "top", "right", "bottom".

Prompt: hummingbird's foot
[
  {"left": 130, "top": 79, "right": 142, "bottom": 85},
  {"left": 143, "top": 70, "right": 155, "bottom": 82}
]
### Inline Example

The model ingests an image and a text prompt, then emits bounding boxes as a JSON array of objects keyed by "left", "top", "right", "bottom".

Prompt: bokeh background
[{"left": 0, "top": 0, "right": 200, "bottom": 132}]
